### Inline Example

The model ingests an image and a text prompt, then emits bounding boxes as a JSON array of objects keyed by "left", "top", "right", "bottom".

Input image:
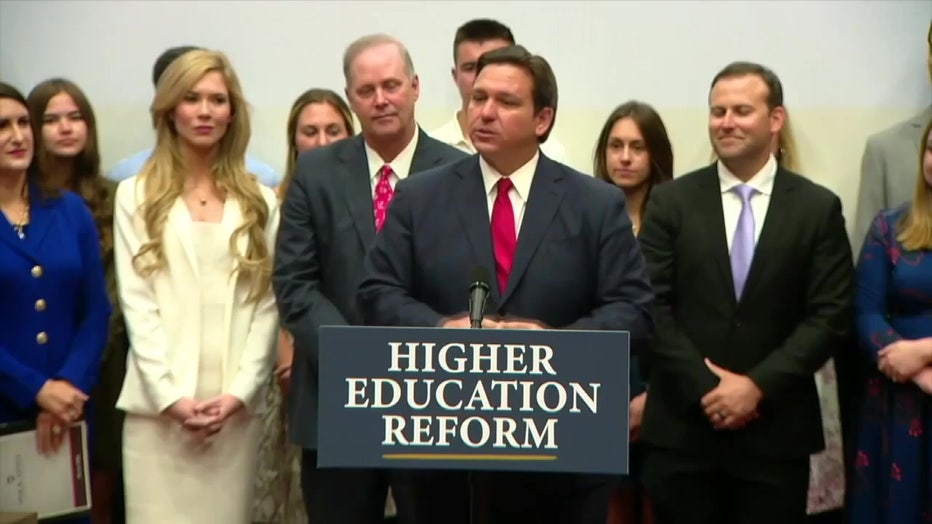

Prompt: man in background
[
  {"left": 106, "top": 45, "right": 280, "bottom": 187},
  {"left": 273, "top": 34, "right": 465, "bottom": 524},
  {"left": 431, "top": 18, "right": 569, "bottom": 164},
  {"left": 853, "top": 21, "right": 932, "bottom": 255}
]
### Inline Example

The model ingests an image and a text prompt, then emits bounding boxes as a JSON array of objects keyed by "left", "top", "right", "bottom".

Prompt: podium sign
[{"left": 318, "top": 326, "right": 630, "bottom": 474}]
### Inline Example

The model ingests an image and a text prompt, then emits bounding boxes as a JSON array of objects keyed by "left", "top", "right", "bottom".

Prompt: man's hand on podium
[{"left": 441, "top": 314, "right": 500, "bottom": 329}]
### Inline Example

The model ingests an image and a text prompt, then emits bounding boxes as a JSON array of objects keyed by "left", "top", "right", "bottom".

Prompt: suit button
[
  {"left": 35, "top": 299, "right": 46, "bottom": 312},
  {"left": 31, "top": 265, "right": 43, "bottom": 278},
  {"left": 36, "top": 332, "right": 49, "bottom": 344}
]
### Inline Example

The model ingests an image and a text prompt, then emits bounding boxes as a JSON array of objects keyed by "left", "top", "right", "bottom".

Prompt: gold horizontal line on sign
[{"left": 382, "top": 453, "right": 558, "bottom": 461}]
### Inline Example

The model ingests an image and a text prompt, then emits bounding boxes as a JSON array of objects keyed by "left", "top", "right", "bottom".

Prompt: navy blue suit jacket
[
  {"left": 0, "top": 189, "right": 111, "bottom": 423},
  {"left": 273, "top": 131, "right": 467, "bottom": 449},
  {"left": 357, "top": 153, "right": 653, "bottom": 351}
]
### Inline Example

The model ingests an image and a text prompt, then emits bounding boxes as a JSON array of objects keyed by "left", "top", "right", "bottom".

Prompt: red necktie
[
  {"left": 492, "top": 177, "right": 516, "bottom": 294},
  {"left": 374, "top": 165, "right": 395, "bottom": 232}
]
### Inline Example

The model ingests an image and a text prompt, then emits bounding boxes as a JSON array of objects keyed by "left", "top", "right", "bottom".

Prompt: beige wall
[
  {"left": 2, "top": 0, "right": 929, "bottom": 243},
  {"left": 95, "top": 105, "right": 922, "bottom": 242}
]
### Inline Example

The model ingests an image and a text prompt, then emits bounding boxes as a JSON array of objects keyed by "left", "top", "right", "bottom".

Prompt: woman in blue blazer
[{"left": 0, "top": 81, "right": 110, "bottom": 518}]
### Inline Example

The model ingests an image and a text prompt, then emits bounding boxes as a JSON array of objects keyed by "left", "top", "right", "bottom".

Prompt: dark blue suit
[
  {"left": 273, "top": 131, "right": 467, "bottom": 523},
  {"left": 0, "top": 188, "right": 111, "bottom": 423},
  {"left": 357, "top": 153, "right": 654, "bottom": 523}
]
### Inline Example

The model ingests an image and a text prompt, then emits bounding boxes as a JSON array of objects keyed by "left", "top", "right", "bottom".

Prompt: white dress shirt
[
  {"left": 431, "top": 111, "right": 568, "bottom": 164},
  {"left": 364, "top": 130, "right": 419, "bottom": 200},
  {"left": 718, "top": 154, "right": 777, "bottom": 253},
  {"left": 479, "top": 152, "right": 539, "bottom": 238}
]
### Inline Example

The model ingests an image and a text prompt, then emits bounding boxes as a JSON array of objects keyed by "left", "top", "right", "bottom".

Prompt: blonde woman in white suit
[{"left": 113, "top": 49, "right": 280, "bottom": 524}]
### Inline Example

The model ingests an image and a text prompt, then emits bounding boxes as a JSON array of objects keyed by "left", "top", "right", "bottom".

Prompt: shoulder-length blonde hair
[
  {"left": 280, "top": 88, "right": 354, "bottom": 197},
  {"left": 133, "top": 49, "right": 271, "bottom": 302},
  {"left": 897, "top": 118, "right": 932, "bottom": 250}
]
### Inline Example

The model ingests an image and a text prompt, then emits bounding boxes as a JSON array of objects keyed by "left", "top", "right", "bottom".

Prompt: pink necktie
[
  {"left": 492, "top": 177, "right": 516, "bottom": 294},
  {"left": 374, "top": 165, "right": 395, "bottom": 232}
]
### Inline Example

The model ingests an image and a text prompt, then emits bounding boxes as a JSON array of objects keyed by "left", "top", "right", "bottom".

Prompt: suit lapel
[
  {"left": 24, "top": 191, "right": 56, "bottom": 253},
  {"left": 410, "top": 129, "right": 453, "bottom": 173},
  {"left": 454, "top": 158, "right": 500, "bottom": 305},
  {"left": 501, "top": 157, "right": 565, "bottom": 305},
  {"left": 907, "top": 106, "right": 932, "bottom": 150},
  {"left": 168, "top": 197, "right": 199, "bottom": 280},
  {"left": 740, "top": 170, "right": 796, "bottom": 301},
  {"left": 343, "top": 130, "right": 458, "bottom": 249},
  {"left": 338, "top": 137, "right": 377, "bottom": 249},
  {"left": 695, "top": 168, "right": 736, "bottom": 301}
]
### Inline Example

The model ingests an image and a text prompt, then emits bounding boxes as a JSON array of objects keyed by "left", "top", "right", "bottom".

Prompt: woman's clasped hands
[{"left": 164, "top": 395, "right": 245, "bottom": 445}]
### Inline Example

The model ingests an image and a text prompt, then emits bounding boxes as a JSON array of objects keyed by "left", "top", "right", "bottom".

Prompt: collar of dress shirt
[
  {"left": 480, "top": 150, "right": 540, "bottom": 202},
  {"left": 365, "top": 129, "right": 420, "bottom": 183},
  {"left": 717, "top": 153, "right": 777, "bottom": 195}
]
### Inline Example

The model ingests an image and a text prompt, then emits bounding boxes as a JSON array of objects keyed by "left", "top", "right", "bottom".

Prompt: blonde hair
[
  {"left": 280, "top": 88, "right": 355, "bottom": 198},
  {"left": 132, "top": 49, "right": 271, "bottom": 301},
  {"left": 897, "top": 118, "right": 932, "bottom": 250},
  {"left": 773, "top": 109, "right": 800, "bottom": 172}
]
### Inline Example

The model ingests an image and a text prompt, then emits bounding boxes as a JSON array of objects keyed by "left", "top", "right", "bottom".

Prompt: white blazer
[{"left": 114, "top": 176, "right": 280, "bottom": 416}]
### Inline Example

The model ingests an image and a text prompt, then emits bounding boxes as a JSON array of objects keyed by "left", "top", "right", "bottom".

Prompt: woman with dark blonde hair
[
  {"left": 278, "top": 88, "right": 354, "bottom": 198},
  {"left": 252, "top": 87, "right": 354, "bottom": 524},
  {"left": 27, "top": 77, "right": 128, "bottom": 524},
  {"left": 593, "top": 100, "right": 674, "bottom": 524},
  {"left": 0, "top": 81, "right": 111, "bottom": 524},
  {"left": 851, "top": 118, "right": 932, "bottom": 524},
  {"left": 113, "top": 49, "right": 280, "bottom": 523}
]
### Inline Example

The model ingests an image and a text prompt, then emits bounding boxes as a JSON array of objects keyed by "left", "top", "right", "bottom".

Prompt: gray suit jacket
[
  {"left": 272, "top": 130, "right": 467, "bottom": 449},
  {"left": 853, "top": 106, "right": 932, "bottom": 256}
]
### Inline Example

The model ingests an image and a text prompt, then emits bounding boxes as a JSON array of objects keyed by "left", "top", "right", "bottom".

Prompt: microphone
[{"left": 468, "top": 266, "right": 491, "bottom": 329}]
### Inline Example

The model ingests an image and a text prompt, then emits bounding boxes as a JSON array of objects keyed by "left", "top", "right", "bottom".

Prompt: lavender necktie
[{"left": 730, "top": 184, "right": 757, "bottom": 299}]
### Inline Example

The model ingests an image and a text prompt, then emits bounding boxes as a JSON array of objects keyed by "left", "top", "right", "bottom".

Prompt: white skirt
[{"left": 123, "top": 412, "right": 260, "bottom": 524}]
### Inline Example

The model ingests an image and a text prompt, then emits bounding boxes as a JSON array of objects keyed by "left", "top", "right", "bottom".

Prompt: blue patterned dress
[{"left": 851, "top": 207, "right": 932, "bottom": 524}]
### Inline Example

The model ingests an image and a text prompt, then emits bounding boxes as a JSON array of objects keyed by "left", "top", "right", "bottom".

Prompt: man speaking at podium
[{"left": 357, "top": 45, "right": 653, "bottom": 523}]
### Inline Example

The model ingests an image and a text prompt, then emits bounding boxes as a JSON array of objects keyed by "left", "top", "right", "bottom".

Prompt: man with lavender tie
[{"left": 638, "top": 61, "right": 854, "bottom": 524}]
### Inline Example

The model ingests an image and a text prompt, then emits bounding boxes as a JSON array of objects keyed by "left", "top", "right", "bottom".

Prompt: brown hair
[
  {"left": 593, "top": 101, "right": 674, "bottom": 223},
  {"left": 476, "top": 45, "right": 558, "bottom": 143},
  {"left": 280, "top": 89, "right": 354, "bottom": 197},
  {"left": 897, "top": 118, "right": 932, "bottom": 250},
  {"left": 27, "top": 78, "right": 112, "bottom": 254},
  {"left": 710, "top": 61, "right": 784, "bottom": 111},
  {"left": 452, "top": 19, "right": 515, "bottom": 63}
]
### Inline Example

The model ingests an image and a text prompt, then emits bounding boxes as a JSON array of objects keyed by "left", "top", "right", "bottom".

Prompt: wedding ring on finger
[{"left": 52, "top": 425, "right": 62, "bottom": 436}]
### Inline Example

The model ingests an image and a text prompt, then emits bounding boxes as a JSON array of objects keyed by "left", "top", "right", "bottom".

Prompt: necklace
[{"left": 12, "top": 201, "right": 29, "bottom": 239}]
